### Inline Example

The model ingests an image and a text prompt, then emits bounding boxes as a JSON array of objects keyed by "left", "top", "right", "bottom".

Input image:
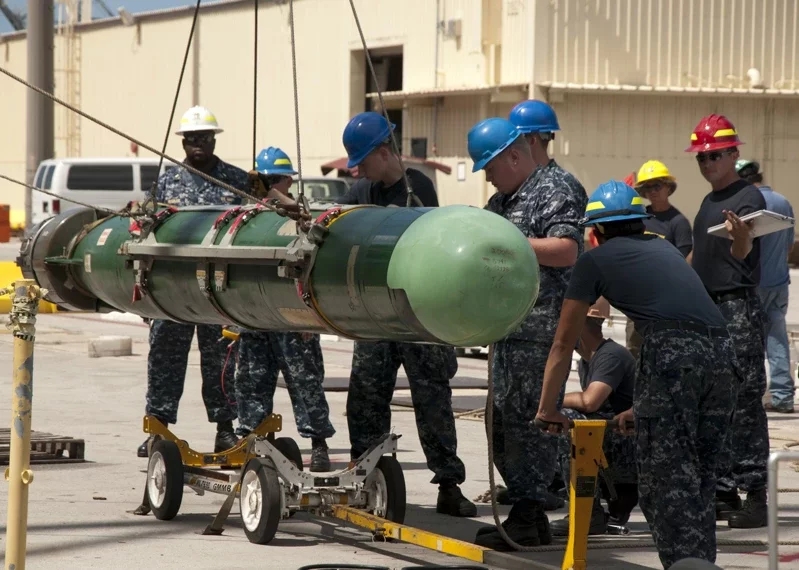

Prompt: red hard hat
[{"left": 685, "top": 114, "right": 744, "bottom": 152}]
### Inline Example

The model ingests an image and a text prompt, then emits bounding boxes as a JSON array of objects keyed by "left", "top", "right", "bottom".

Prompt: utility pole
[{"left": 25, "top": 0, "right": 55, "bottom": 230}]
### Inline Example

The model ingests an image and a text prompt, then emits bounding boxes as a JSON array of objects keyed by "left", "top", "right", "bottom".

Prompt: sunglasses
[
  {"left": 637, "top": 183, "right": 665, "bottom": 193},
  {"left": 183, "top": 133, "right": 215, "bottom": 146},
  {"left": 696, "top": 150, "right": 733, "bottom": 163}
]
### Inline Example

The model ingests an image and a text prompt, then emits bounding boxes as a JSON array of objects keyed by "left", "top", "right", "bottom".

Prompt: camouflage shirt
[
  {"left": 485, "top": 159, "right": 588, "bottom": 340},
  {"left": 156, "top": 157, "right": 249, "bottom": 207}
]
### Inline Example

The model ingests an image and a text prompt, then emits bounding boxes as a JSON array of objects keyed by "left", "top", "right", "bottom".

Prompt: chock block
[{"left": 88, "top": 335, "right": 133, "bottom": 358}]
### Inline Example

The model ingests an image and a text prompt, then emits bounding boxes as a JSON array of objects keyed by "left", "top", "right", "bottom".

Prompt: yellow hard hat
[{"left": 635, "top": 160, "right": 675, "bottom": 186}]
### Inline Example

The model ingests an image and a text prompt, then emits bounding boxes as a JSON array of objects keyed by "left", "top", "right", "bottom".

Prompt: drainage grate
[{"left": 0, "top": 428, "right": 86, "bottom": 465}]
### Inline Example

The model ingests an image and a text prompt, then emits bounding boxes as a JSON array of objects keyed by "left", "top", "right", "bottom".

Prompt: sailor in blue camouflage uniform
[
  {"left": 536, "top": 180, "right": 738, "bottom": 569},
  {"left": 548, "top": 296, "right": 639, "bottom": 537},
  {"left": 469, "top": 104, "right": 588, "bottom": 551},
  {"left": 335, "top": 112, "right": 477, "bottom": 518},
  {"left": 232, "top": 147, "right": 336, "bottom": 472},
  {"left": 138, "top": 106, "right": 249, "bottom": 457},
  {"left": 687, "top": 114, "right": 770, "bottom": 529},
  {"left": 234, "top": 329, "right": 335, "bottom": 471}
]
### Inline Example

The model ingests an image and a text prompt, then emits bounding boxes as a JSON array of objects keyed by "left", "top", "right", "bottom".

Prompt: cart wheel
[
  {"left": 365, "top": 456, "right": 406, "bottom": 524},
  {"left": 240, "top": 457, "right": 282, "bottom": 544},
  {"left": 146, "top": 439, "right": 184, "bottom": 520},
  {"left": 272, "top": 437, "right": 304, "bottom": 471}
]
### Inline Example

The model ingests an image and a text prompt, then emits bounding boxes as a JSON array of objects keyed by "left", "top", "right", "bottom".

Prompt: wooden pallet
[{"left": 0, "top": 428, "right": 85, "bottom": 465}]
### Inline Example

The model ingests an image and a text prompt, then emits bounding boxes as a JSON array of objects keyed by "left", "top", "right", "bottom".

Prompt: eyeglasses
[
  {"left": 696, "top": 150, "right": 733, "bottom": 163},
  {"left": 183, "top": 133, "right": 215, "bottom": 146}
]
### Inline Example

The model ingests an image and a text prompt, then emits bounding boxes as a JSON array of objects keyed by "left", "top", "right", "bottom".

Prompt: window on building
[{"left": 66, "top": 165, "right": 134, "bottom": 191}]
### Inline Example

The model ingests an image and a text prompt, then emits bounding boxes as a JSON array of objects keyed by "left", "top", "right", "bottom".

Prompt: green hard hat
[{"left": 735, "top": 159, "right": 760, "bottom": 175}]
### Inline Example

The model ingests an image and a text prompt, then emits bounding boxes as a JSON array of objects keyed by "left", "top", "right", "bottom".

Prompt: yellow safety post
[
  {"left": 562, "top": 419, "right": 609, "bottom": 570},
  {"left": 3, "top": 279, "right": 46, "bottom": 570}
]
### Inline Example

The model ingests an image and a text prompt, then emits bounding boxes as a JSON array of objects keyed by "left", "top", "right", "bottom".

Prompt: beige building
[{"left": 1, "top": 0, "right": 798, "bottom": 233}]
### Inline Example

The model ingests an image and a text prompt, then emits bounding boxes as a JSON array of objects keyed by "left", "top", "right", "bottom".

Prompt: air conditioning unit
[{"left": 444, "top": 19, "right": 462, "bottom": 39}]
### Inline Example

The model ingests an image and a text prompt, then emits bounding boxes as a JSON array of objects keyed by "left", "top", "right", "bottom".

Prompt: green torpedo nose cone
[{"left": 386, "top": 205, "right": 540, "bottom": 346}]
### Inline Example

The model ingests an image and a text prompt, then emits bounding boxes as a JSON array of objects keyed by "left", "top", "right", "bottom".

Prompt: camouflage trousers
[
  {"left": 145, "top": 319, "right": 237, "bottom": 425},
  {"left": 557, "top": 408, "right": 638, "bottom": 498},
  {"left": 235, "top": 331, "right": 335, "bottom": 439},
  {"left": 488, "top": 339, "right": 564, "bottom": 504},
  {"left": 346, "top": 340, "right": 465, "bottom": 486},
  {"left": 714, "top": 294, "right": 770, "bottom": 493},
  {"left": 625, "top": 319, "right": 643, "bottom": 361},
  {"left": 635, "top": 323, "right": 737, "bottom": 569}
]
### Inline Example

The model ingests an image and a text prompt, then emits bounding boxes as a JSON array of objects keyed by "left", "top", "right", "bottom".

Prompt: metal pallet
[{"left": 0, "top": 428, "right": 85, "bottom": 465}]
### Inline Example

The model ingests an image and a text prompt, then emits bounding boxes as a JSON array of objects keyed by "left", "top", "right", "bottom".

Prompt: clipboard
[{"left": 707, "top": 209, "right": 795, "bottom": 239}]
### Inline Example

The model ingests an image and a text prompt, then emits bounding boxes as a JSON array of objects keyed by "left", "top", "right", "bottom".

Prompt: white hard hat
[{"left": 175, "top": 105, "right": 224, "bottom": 135}]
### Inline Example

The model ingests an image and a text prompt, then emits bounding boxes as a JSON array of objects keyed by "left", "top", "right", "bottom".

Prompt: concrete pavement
[{"left": 0, "top": 311, "right": 796, "bottom": 570}]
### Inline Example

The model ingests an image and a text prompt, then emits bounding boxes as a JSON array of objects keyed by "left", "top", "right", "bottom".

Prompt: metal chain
[
  {"left": 288, "top": 0, "right": 311, "bottom": 215},
  {"left": 149, "top": 0, "right": 202, "bottom": 209},
  {"left": 0, "top": 66, "right": 277, "bottom": 212},
  {"left": 347, "top": 0, "right": 423, "bottom": 208}
]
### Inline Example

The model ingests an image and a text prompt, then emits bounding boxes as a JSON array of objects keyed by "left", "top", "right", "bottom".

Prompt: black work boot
[
  {"left": 534, "top": 509, "right": 552, "bottom": 545},
  {"left": 137, "top": 417, "right": 168, "bottom": 457},
  {"left": 436, "top": 483, "right": 478, "bottom": 517},
  {"left": 715, "top": 490, "right": 742, "bottom": 521},
  {"left": 550, "top": 498, "right": 608, "bottom": 537},
  {"left": 137, "top": 436, "right": 156, "bottom": 458},
  {"left": 728, "top": 488, "right": 767, "bottom": 528},
  {"left": 474, "top": 499, "right": 541, "bottom": 551},
  {"left": 607, "top": 483, "right": 639, "bottom": 525},
  {"left": 496, "top": 486, "right": 562, "bottom": 510},
  {"left": 310, "top": 438, "right": 331, "bottom": 472},
  {"left": 214, "top": 421, "right": 238, "bottom": 453}
]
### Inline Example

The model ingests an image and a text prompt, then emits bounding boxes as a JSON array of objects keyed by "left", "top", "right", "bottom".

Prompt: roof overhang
[
  {"left": 366, "top": 83, "right": 529, "bottom": 104},
  {"left": 538, "top": 81, "right": 799, "bottom": 99},
  {"left": 320, "top": 156, "right": 452, "bottom": 177}
]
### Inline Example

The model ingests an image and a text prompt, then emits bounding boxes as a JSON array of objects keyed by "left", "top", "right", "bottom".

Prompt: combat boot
[
  {"left": 214, "top": 421, "right": 238, "bottom": 453},
  {"left": 474, "top": 499, "right": 541, "bottom": 551},
  {"left": 550, "top": 498, "right": 607, "bottom": 537},
  {"left": 728, "top": 488, "right": 767, "bottom": 528},
  {"left": 310, "top": 438, "right": 331, "bottom": 472},
  {"left": 436, "top": 483, "right": 478, "bottom": 517},
  {"left": 715, "top": 490, "right": 742, "bottom": 521},
  {"left": 137, "top": 417, "right": 168, "bottom": 457}
]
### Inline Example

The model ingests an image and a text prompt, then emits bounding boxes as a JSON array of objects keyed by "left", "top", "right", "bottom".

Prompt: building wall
[
  {"left": 1, "top": 38, "right": 29, "bottom": 211},
  {"left": 550, "top": 92, "right": 799, "bottom": 233},
  {"left": 545, "top": 0, "right": 799, "bottom": 89},
  {"left": 1, "top": 0, "right": 798, "bottom": 238}
]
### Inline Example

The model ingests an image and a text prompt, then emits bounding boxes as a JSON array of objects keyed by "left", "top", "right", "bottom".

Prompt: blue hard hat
[
  {"left": 581, "top": 180, "right": 651, "bottom": 226},
  {"left": 342, "top": 112, "right": 395, "bottom": 168},
  {"left": 508, "top": 100, "right": 560, "bottom": 134},
  {"left": 255, "top": 146, "right": 297, "bottom": 176},
  {"left": 467, "top": 117, "right": 524, "bottom": 173}
]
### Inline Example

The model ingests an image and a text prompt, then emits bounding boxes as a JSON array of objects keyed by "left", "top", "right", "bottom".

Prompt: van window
[
  {"left": 43, "top": 165, "right": 55, "bottom": 189},
  {"left": 66, "top": 165, "right": 134, "bottom": 191},
  {"left": 141, "top": 165, "right": 161, "bottom": 191},
  {"left": 34, "top": 165, "right": 46, "bottom": 188}
]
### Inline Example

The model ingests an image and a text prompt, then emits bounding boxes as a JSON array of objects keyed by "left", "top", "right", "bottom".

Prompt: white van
[{"left": 31, "top": 157, "right": 179, "bottom": 226}]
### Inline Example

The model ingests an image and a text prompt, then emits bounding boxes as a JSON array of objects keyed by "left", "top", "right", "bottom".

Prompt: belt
[
  {"left": 642, "top": 320, "right": 730, "bottom": 339},
  {"left": 708, "top": 287, "right": 755, "bottom": 304}
]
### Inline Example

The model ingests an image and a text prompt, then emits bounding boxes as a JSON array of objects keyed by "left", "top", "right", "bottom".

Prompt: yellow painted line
[
  {"left": 0, "top": 262, "right": 58, "bottom": 314},
  {"left": 330, "top": 505, "right": 489, "bottom": 563}
]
